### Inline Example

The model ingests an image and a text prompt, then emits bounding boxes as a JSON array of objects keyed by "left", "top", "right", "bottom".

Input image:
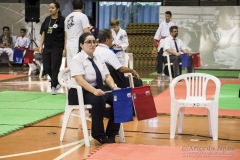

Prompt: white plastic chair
[
  {"left": 163, "top": 54, "right": 182, "bottom": 82},
  {"left": 58, "top": 68, "right": 125, "bottom": 147},
  {"left": 124, "top": 53, "right": 134, "bottom": 87},
  {"left": 124, "top": 53, "right": 133, "bottom": 69},
  {"left": 169, "top": 73, "right": 221, "bottom": 140}
]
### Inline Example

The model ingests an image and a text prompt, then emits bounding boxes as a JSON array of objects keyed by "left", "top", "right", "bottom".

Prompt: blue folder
[
  {"left": 112, "top": 88, "right": 133, "bottom": 123},
  {"left": 13, "top": 48, "right": 24, "bottom": 64},
  {"left": 181, "top": 53, "right": 189, "bottom": 68}
]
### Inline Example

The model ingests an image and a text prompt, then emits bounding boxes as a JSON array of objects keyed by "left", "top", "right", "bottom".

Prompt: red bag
[
  {"left": 132, "top": 86, "right": 157, "bottom": 121},
  {"left": 24, "top": 49, "right": 34, "bottom": 64},
  {"left": 191, "top": 53, "right": 201, "bottom": 68}
]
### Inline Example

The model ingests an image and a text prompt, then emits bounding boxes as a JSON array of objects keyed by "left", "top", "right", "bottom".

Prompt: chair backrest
[
  {"left": 124, "top": 53, "right": 133, "bottom": 69},
  {"left": 58, "top": 68, "right": 84, "bottom": 105},
  {"left": 170, "top": 73, "right": 221, "bottom": 102}
]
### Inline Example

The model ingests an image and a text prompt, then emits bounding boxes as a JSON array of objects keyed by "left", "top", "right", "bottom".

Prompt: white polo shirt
[
  {"left": 163, "top": 35, "right": 187, "bottom": 56},
  {"left": 69, "top": 50, "right": 110, "bottom": 87},
  {"left": 94, "top": 44, "right": 122, "bottom": 70}
]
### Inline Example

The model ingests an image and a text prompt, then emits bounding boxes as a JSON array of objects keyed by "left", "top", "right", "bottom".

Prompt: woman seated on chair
[{"left": 68, "top": 32, "right": 119, "bottom": 144}]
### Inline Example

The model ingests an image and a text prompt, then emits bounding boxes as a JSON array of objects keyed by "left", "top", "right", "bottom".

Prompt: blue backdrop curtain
[
  {"left": 99, "top": 2, "right": 131, "bottom": 29},
  {"left": 99, "top": 2, "right": 160, "bottom": 30},
  {"left": 133, "top": 3, "right": 159, "bottom": 24}
]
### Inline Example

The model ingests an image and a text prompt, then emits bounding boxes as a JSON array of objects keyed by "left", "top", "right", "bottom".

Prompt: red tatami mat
[
  {"left": 154, "top": 79, "right": 240, "bottom": 117},
  {"left": 85, "top": 144, "right": 240, "bottom": 160},
  {"left": 0, "top": 74, "right": 27, "bottom": 81}
]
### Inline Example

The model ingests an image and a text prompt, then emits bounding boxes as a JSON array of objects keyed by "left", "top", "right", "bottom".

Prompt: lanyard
[{"left": 48, "top": 18, "right": 57, "bottom": 28}]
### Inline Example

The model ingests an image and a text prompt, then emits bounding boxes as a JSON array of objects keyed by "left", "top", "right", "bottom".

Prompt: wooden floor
[{"left": 0, "top": 65, "right": 240, "bottom": 160}]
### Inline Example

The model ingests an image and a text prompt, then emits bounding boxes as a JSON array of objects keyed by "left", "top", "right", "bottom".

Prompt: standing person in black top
[{"left": 39, "top": 2, "right": 66, "bottom": 95}]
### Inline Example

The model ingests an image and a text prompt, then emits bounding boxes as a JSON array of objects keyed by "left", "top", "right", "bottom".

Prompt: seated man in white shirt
[
  {"left": 163, "top": 26, "right": 194, "bottom": 78},
  {"left": 94, "top": 29, "right": 142, "bottom": 88},
  {"left": 0, "top": 26, "right": 14, "bottom": 67}
]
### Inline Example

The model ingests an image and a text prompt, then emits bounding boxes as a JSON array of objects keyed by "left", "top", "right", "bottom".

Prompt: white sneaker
[
  {"left": 51, "top": 87, "right": 57, "bottom": 95},
  {"left": 55, "top": 84, "right": 61, "bottom": 91}
]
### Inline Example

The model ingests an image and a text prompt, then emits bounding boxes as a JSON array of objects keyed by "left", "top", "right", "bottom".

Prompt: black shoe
[
  {"left": 108, "top": 136, "right": 116, "bottom": 143},
  {"left": 95, "top": 136, "right": 112, "bottom": 144}
]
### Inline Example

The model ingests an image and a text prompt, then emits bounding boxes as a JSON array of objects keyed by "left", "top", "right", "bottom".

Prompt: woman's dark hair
[
  {"left": 50, "top": 2, "right": 62, "bottom": 23},
  {"left": 72, "top": 0, "right": 83, "bottom": 10},
  {"left": 98, "top": 29, "right": 111, "bottom": 43},
  {"left": 78, "top": 32, "right": 94, "bottom": 52}
]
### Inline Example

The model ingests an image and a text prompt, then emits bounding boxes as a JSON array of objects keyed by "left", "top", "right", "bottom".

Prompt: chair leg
[
  {"left": 207, "top": 109, "right": 212, "bottom": 137},
  {"left": 170, "top": 104, "right": 179, "bottom": 139},
  {"left": 78, "top": 105, "right": 91, "bottom": 147},
  {"left": 209, "top": 107, "right": 218, "bottom": 140},
  {"left": 39, "top": 63, "right": 43, "bottom": 78},
  {"left": 119, "top": 123, "right": 125, "bottom": 142},
  {"left": 166, "top": 55, "right": 172, "bottom": 82},
  {"left": 28, "top": 64, "right": 32, "bottom": 76},
  {"left": 177, "top": 107, "right": 185, "bottom": 134},
  {"left": 60, "top": 107, "right": 73, "bottom": 141}
]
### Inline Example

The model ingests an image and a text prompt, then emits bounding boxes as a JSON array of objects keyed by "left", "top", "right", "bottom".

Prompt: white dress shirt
[
  {"left": 163, "top": 35, "right": 187, "bottom": 56},
  {"left": 94, "top": 44, "right": 122, "bottom": 70},
  {"left": 69, "top": 50, "right": 109, "bottom": 87}
]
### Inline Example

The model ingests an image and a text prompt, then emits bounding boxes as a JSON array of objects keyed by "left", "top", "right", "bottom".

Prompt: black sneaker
[
  {"left": 108, "top": 136, "right": 116, "bottom": 143},
  {"left": 95, "top": 136, "right": 112, "bottom": 144}
]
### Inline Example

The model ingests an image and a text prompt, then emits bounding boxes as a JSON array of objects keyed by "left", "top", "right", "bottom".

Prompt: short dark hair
[
  {"left": 72, "top": 0, "right": 83, "bottom": 10},
  {"left": 110, "top": 18, "right": 119, "bottom": 26},
  {"left": 20, "top": 28, "right": 26, "bottom": 33},
  {"left": 169, "top": 26, "right": 178, "bottom": 32},
  {"left": 165, "top": 11, "right": 172, "bottom": 17},
  {"left": 3, "top": 26, "right": 9, "bottom": 31},
  {"left": 98, "top": 29, "right": 111, "bottom": 43}
]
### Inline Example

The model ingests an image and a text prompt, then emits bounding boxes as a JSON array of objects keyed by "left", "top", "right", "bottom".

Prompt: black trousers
[
  {"left": 42, "top": 48, "right": 62, "bottom": 88},
  {"left": 68, "top": 86, "right": 120, "bottom": 139},
  {"left": 157, "top": 48, "right": 164, "bottom": 74},
  {"left": 164, "top": 55, "right": 194, "bottom": 78}
]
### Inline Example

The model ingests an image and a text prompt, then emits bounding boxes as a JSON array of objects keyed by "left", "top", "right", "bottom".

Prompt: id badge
[{"left": 47, "top": 27, "right": 53, "bottom": 34}]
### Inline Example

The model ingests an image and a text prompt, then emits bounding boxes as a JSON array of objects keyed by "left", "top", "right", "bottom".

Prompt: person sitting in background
[
  {"left": 0, "top": 26, "right": 14, "bottom": 67},
  {"left": 68, "top": 32, "right": 119, "bottom": 144},
  {"left": 110, "top": 18, "right": 129, "bottom": 65},
  {"left": 15, "top": 28, "right": 30, "bottom": 67},
  {"left": 15, "top": 28, "right": 30, "bottom": 49},
  {"left": 94, "top": 29, "right": 142, "bottom": 88},
  {"left": 163, "top": 26, "right": 194, "bottom": 78}
]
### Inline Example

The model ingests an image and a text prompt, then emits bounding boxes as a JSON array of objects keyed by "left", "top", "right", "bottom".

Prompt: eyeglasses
[{"left": 84, "top": 40, "right": 98, "bottom": 45}]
